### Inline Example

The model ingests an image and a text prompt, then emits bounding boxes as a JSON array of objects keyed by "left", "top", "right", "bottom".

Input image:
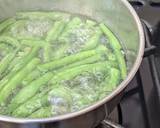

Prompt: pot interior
[{"left": 0, "top": 0, "right": 143, "bottom": 120}]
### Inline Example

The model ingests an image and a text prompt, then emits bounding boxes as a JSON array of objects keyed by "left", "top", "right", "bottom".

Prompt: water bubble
[
  {"left": 26, "top": 19, "right": 52, "bottom": 37},
  {"left": 48, "top": 89, "right": 72, "bottom": 115}
]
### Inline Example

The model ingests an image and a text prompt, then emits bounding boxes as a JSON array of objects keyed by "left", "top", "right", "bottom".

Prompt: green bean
[
  {"left": 0, "top": 47, "right": 20, "bottom": 77},
  {"left": 0, "top": 43, "right": 12, "bottom": 52},
  {"left": 52, "top": 43, "right": 69, "bottom": 59},
  {"left": 99, "top": 23, "right": 127, "bottom": 79},
  {"left": 43, "top": 44, "right": 52, "bottom": 62},
  {"left": 44, "top": 20, "right": 66, "bottom": 62},
  {"left": 17, "top": 36, "right": 41, "bottom": 41},
  {"left": 60, "top": 51, "right": 107, "bottom": 71},
  {"left": 99, "top": 24, "right": 122, "bottom": 49},
  {"left": 28, "top": 87, "right": 73, "bottom": 118},
  {"left": 29, "top": 107, "right": 52, "bottom": 118},
  {"left": 82, "top": 28, "right": 102, "bottom": 50},
  {"left": 16, "top": 11, "right": 70, "bottom": 21},
  {"left": 108, "top": 68, "right": 121, "bottom": 86},
  {"left": 98, "top": 68, "right": 121, "bottom": 99},
  {"left": 0, "top": 43, "right": 7, "bottom": 49},
  {"left": 20, "top": 39, "right": 47, "bottom": 47},
  {"left": 59, "top": 17, "right": 82, "bottom": 42},
  {"left": 50, "top": 61, "right": 110, "bottom": 85},
  {"left": 7, "top": 46, "right": 38, "bottom": 72},
  {"left": 46, "top": 20, "right": 66, "bottom": 42},
  {"left": 0, "top": 36, "right": 20, "bottom": 47},
  {"left": 86, "top": 19, "right": 97, "bottom": 26},
  {"left": 21, "top": 40, "right": 49, "bottom": 62},
  {"left": 11, "top": 92, "right": 49, "bottom": 117},
  {"left": 3, "top": 20, "right": 26, "bottom": 34},
  {"left": 0, "top": 46, "right": 40, "bottom": 90},
  {"left": 71, "top": 90, "right": 95, "bottom": 109},
  {"left": 63, "top": 17, "right": 81, "bottom": 32},
  {"left": 115, "top": 49, "right": 127, "bottom": 79},
  {"left": 8, "top": 72, "right": 53, "bottom": 112},
  {"left": 108, "top": 52, "right": 119, "bottom": 68},
  {"left": 48, "top": 87, "right": 73, "bottom": 113},
  {"left": 9, "top": 46, "right": 40, "bottom": 72},
  {"left": 0, "top": 18, "right": 16, "bottom": 33},
  {"left": 0, "top": 58, "right": 40, "bottom": 104},
  {"left": 22, "top": 69, "right": 41, "bottom": 86},
  {"left": 38, "top": 45, "right": 107, "bottom": 71}
]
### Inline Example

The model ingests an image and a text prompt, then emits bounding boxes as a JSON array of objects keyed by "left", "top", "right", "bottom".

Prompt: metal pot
[{"left": 0, "top": 0, "right": 144, "bottom": 128}]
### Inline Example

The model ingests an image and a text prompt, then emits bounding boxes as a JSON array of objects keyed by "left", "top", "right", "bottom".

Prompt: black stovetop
[{"left": 97, "top": 1, "right": 160, "bottom": 128}]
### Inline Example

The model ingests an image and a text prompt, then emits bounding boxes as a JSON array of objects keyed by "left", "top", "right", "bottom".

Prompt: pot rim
[{"left": 0, "top": 0, "right": 145, "bottom": 123}]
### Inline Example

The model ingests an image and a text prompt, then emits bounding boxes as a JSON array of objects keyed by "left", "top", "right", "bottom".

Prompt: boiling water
[{"left": 0, "top": 11, "right": 126, "bottom": 118}]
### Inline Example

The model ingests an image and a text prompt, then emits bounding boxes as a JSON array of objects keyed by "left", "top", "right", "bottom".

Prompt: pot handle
[
  {"left": 142, "top": 21, "right": 157, "bottom": 58},
  {"left": 101, "top": 119, "right": 124, "bottom": 128}
]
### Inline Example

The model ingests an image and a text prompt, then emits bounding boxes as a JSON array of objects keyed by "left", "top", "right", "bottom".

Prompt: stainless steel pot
[{"left": 0, "top": 0, "right": 144, "bottom": 128}]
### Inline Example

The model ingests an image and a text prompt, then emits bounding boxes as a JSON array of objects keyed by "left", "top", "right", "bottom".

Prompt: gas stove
[{"left": 96, "top": 0, "right": 160, "bottom": 128}]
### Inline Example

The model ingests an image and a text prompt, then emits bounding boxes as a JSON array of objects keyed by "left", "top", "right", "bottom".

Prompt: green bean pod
[
  {"left": 60, "top": 51, "right": 107, "bottom": 71},
  {"left": 0, "top": 43, "right": 13, "bottom": 52},
  {"left": 38, "top": 45, "right": 108, "bottom": 71},
  {"left": 107, "top": 52, "right": 119, "bottom": 68},
  {"left": 59, "top": 17, "right": 82, "bottom": 42},
  {"left": 20, "top": 39, "right": 47, "bottom": 47},
  {"left": 82, "top": 28, "right": 102, "bottom": 51},
  {"left": 52, "top": 43, "right": 69, "bottom": 59},
  {"left": 50, "top": 61, "right": 110, "bottom": 85},
  {"left": 46, "top": 20, "right": 66, "bottom": 42},
  {"left": 29, "top": 107, "right": 52, "bottom": 118},
  {"left": 28, "top": 87, "right": 73, "bottom": 118},
  {"left": 0, "top": 46, "right": 40, "bottom": 90},
  {"left": 11, "top": 92, "right": 49, "bottom": 117},
  {"left": 99, "top": 23, "right": 127, "bottom": 79},
  {"left": 98, "top": 68, "right": 121, "bottom": 99},
  {"left": 86, "top": 19, "right": 97, "bottom": 26},
  {"left": 22, "top": 69, "right": 41, "bottom": 86},
  {"left": 0, "top": 36, "right": 20, "bottom": 47},
  {"left": 108, "top": 68, "right": 121, "bottom": 86},
  {"left": 0, "top": 18, "right": 16, "bottom": 33},
  {"left": 43, "top": 44, "right": 52, "bottom": 62},
  {"left": 8, "top": 72, "right": 53, "bottom": 112},
  {"left": 7, "top": 46, "right": 39, "bottom": 73},
  {"left": 3, "top": 20, "right": 26, "bottom": 35},
  {"left": 0, "top": 47, "right": 20, "bottom": 77},
  {"left": 9, "top": 46, "right": 40, "bottom": 72},
  {"left": 48, "top": 87, "right": 73, "bottom": 114},
  {"left": 44, "top": 20, "right": 66, "bottom": 61},
  {"left": 63, "top": 17, "right": 81, "bottom": 32},
  {"left": 0, "top": 58, "right": 40, "bottom": 104}
]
